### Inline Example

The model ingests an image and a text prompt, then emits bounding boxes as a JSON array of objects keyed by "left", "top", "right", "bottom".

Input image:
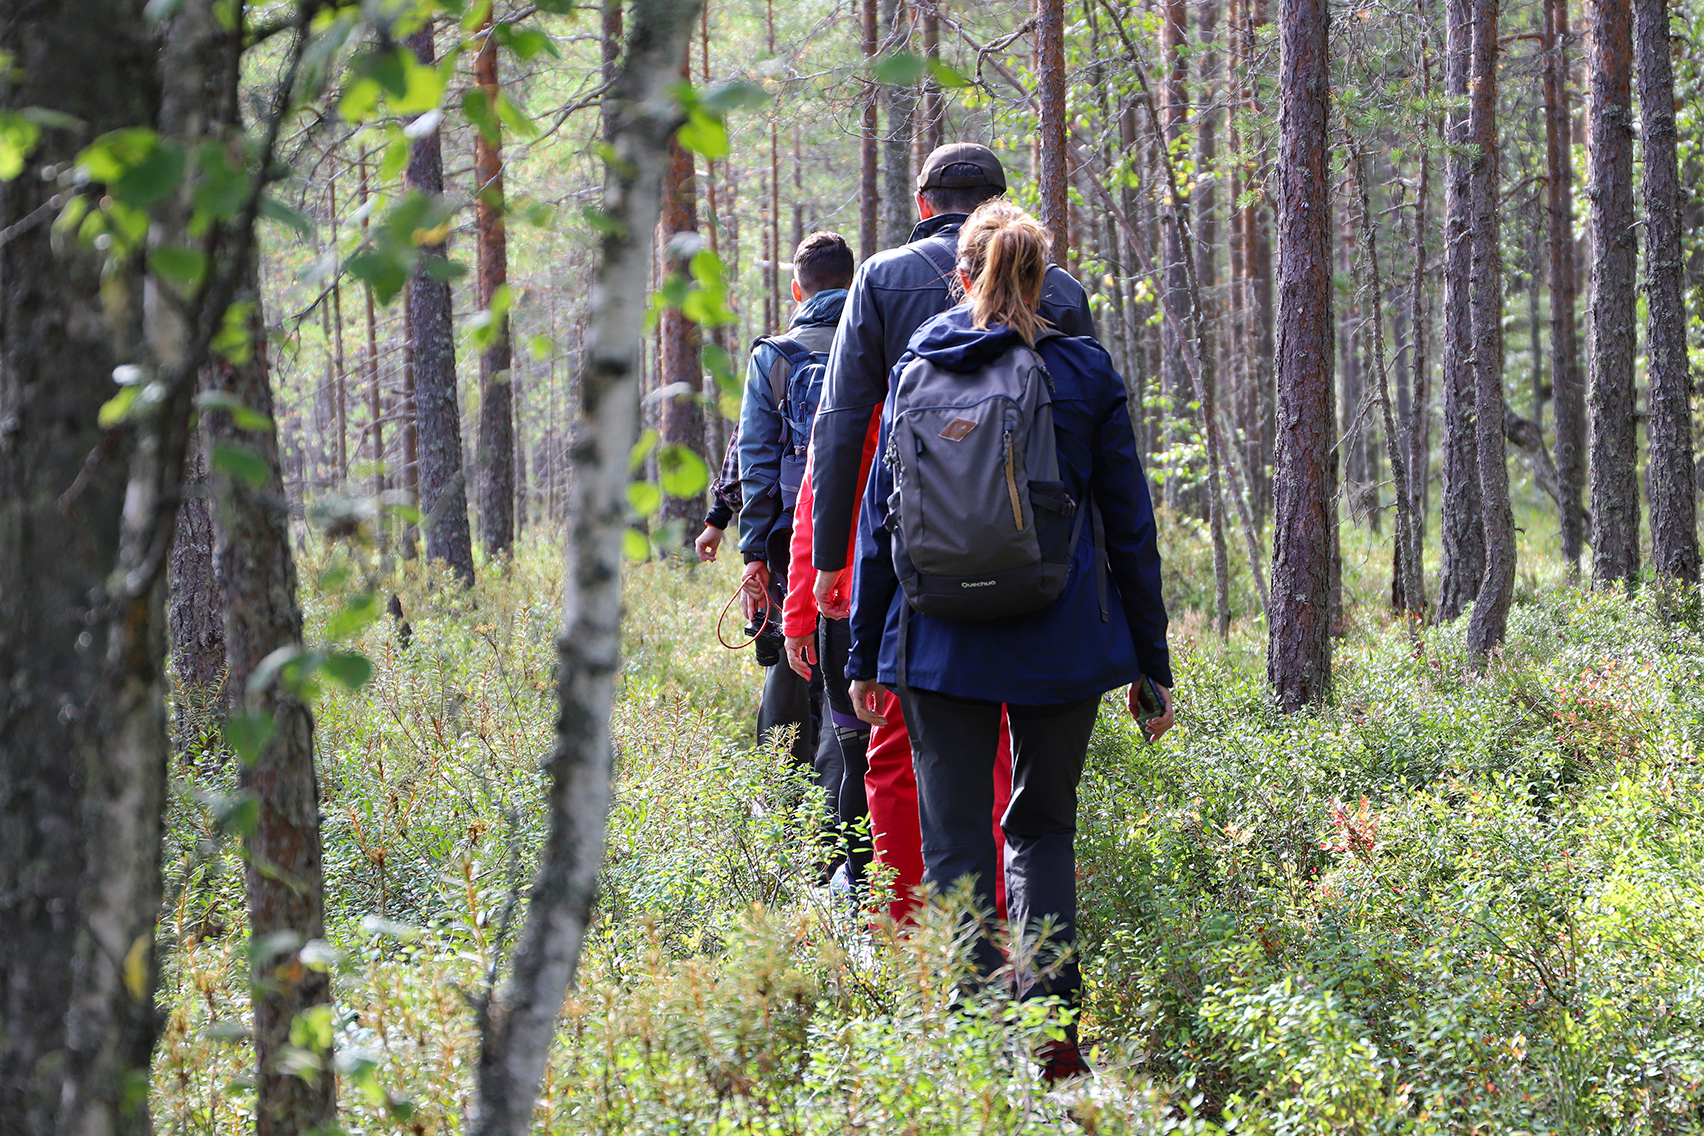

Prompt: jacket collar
[
  {"left": 790, "top": 287, "right": 847, "bottom": 329},
  {"left": 907, "top": 212, "right": 969, "bottom": 244}
]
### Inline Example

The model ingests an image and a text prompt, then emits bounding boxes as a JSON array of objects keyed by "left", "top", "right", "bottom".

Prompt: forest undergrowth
[{"left": 156, "top": 499, "right": 1704, "bottom": 1135}]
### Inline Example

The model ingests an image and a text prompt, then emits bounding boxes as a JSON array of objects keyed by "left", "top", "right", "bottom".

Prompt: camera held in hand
[{"left": 745, "top": 609, "right": 784, "bottom": 668}]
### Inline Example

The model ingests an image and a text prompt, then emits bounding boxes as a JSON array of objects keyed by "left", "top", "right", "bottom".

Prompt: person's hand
[
  {"left": 739, "top": 561, "right": 771, "bottom": 620},
  {"left": 694, "top": 525, "right": 724, "bottom": 562},
  {"left": 784, "top": 634, "right": 816, "bottom": 680},
  {"left": 815, "top": 567, "right": 852, "bottom": 619},
  {"left": 1128, "top": 679, "right": 1174, "bottom": 743},
  {"left": 849, "top": 679, "right": 890, "bottom": 727}
]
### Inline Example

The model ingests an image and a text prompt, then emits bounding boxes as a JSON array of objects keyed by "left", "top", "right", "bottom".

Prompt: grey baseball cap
[{"left": 915, "top": 143, "right": 1008, "bottom": 193}]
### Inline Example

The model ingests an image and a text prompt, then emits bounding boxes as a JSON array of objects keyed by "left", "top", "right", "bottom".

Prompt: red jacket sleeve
[{"left": 783, "top": 457, "right": 819, "bottom": 639}]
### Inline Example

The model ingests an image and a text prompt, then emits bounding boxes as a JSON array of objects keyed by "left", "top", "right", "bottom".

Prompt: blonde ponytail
[{"left": 955, "top": 201, "right": 1052, "bottom": 344}]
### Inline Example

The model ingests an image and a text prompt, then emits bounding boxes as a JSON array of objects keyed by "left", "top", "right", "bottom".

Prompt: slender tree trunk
[
  {"left": 1161, "top": 0, "right": 1191, "bottom": 511},
  {"left": 0, "top": 5, "right": 155, "bottom": 1127},
  {"left": 1268, "top": 0, "right": 1334, "bottom": 709},
  {"left": 1465, "top": 0, "right": 1514, "bottom": 654},
  {"left": 659, "top": 109, "right": 707, "bottom": 530},
  {"left": 475, "top": 18, "right": 516, "bottom": 556},
  {"left": 1347, "top": 143, "right": 1425, "bottom": 628},
  {"left": 169, "top": 434, "right": 227, "bottom": 752},
  {"left": 1636, "top": 0, "right": 1697, "bottom": 583},
  {"left": 1587, "top": 0, "right": 1640, "bottom": 587},
  {"left": 205, "top": 296, "right": 338, "bottom": 1136},
  {"left": 1437, "top": 0, "right": 1483, "bottom": 620},
  {"left": 407, "top": 23, "right": 477, "bottom": 585},
  {"left": 1545, "top": 0, "right": 1585, "bottom": 575},
  {"left": 467, "top": 0, "right": 702, "bottom": 1129},
  {"left": 922, "top": 0, "right": 944, "bottom": 149},
  {"left": 880, "top": 0, "right": 916, "bottom": 248},
  {"left": 861, "top": 0, "right": 881, "bottom": 260},
  {"left": 1036, "top": 0, "right": 1069, "bottom": 257}
]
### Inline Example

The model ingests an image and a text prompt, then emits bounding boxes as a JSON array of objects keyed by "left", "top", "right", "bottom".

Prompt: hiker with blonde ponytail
[{"left": 847, "top": 199, "right": 1175, "bottom": 1086}]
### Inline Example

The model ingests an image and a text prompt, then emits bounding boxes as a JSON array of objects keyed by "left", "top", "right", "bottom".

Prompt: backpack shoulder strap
[
  {"left": 755, "top": 334, "right": 814, "bottom": 409},
  {"left": 907, "top": 236, "right": 958, "bottom": 285}
]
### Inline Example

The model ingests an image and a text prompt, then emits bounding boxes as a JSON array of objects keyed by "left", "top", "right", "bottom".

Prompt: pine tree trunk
[
  {"left": 1161, "top": 0, "right": 1191, "bottom": 511},
  {"left": 0, "top": 6, "right": 155, "bottom": 1126},
  {"left": 1636, "top": 0, "right": 1697, "bottom": 583},
  {"left": 880, "top": 0, "right": 916, "bottom": 248},
  {"left": 1035, "top": 0, "right": 1069, "bottom": 257},
  {"left": 169, "top": 434, "right": 227, "bottom": 752},
  {"left": 921, "top": 0, "right": 944, "bottom": 149},
  {"left": 1466, "top": 0, "right": 1515, "bottom": 654},
  {"left": 1436, "top": 0, "right": 1484, "bottom": 620},
  {"left": 1587, "top": 0, "right": 1640, "bottom": 587},
  {"left": 861, "top": 0, "right": 880, "bottom": 260},
  {"left": 1545, "top": 0, "right": 1586, "bottom": 575},
  {"left": 406, "top": 23, "right": 477, "bottom": 585},
  {"left": 1269, "top": 0, "right": 1334, "bottom": 710},
  {"left": 467, "top": 0, "right": 703, "bottom": 1129},
  {"left": 205, "top": 297, "right": 338, "bottom": 1136},
  {"left": 475, "top": 19, "right": 516, "bottom": 556}
]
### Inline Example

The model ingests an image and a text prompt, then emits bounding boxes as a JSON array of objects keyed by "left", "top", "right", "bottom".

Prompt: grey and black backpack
[{"left": 883, "top": 328, "right": 1106, "bottom": 645}]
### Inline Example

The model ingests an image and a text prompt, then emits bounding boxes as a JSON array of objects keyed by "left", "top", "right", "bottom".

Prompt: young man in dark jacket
[{"left": 736, "top": 232, "right": 855, "bottom": 775}]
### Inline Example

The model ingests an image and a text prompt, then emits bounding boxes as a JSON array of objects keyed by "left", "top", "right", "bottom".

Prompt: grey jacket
[{"left": 808, "top": 212, "right": 1096, "bottom": 572}]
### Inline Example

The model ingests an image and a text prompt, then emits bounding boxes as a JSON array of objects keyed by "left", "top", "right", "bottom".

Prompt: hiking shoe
[{"left": 1038, "top": 1038, "right": 1093, "bottom": 1087}]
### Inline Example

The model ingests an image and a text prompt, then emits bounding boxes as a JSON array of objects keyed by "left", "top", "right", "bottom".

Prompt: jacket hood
[
  {"left": 790, "top": 288, "right": 847, "bottom": 329},
  {"left": 907, "top": 303, "right": 1034, "bottom": 373}
]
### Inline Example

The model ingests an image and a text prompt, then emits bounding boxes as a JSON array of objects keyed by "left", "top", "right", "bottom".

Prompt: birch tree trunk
[{"left": 467, "top": 0, "right": 703, "bottom": 1128}]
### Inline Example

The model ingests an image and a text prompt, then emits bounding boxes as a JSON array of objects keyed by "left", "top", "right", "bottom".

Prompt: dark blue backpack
[{"left": 756, "top": 322, "right": 837, "bottom": 511}]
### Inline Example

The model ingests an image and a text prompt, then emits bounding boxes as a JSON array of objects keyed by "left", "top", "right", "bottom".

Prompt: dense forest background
[{"left": 4, "top": 0, "right": 1704, "bottom": 1131}]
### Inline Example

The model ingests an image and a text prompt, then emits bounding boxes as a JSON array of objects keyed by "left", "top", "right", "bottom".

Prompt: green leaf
[
  {"left": 394, "top": 54, "right": 447, "bottom": 115},
  {"left": 462, "top": 88, "right": 499, "bottom": 145},
  {"left": 379, "top": 133, "right": 409, "bottom": 183},
  {"left": 76, "top": 128, "right": 158, "bottom": 184},
  {"left": 259, "top": 196, "right": 314, "bottom": 240},
  {"left": 627, "top": 481, "right": 661, "bottom": 515},
  {"left": 874, "top": 52, "right": 927, "bottom": 86},
  {"left": 494, "top": 23, "right": 559, "bottom": 59},
  {"left": 928, "top": 57, "right": 973, "bottom": 89},
  {"left": 345, "top": 251, "right": 410, "bottom": 305},
  {"left": 338, "top": 76, "right": 382, "bottom": 123},
  {"left": 113, "top": 139, "right": 185, "bottom": 209},
  {"left": 629, "top": 428, "right": 659, "bottom": 474},
  {"left": 194, "top": 389, "right": 272, "bottom": 432},
  {"left": 211, "top": 441, "right": 270, "bottom": 487},
  {"left": 98, "top": 386, "right": 140, "bottom": 429},
  {"left": 289, "top": 1005, "right": 336, "bottom": 1054},
  {"left": 658, "top": 444, "right": 709, "bottom": 499},
  {"left": 322, "top": 652, "right": 373, "bottom": 691},
  {"left": 0, "top": 111, "right": 41, "bottom": 181},
  {"left": 494, "top": 94, "right": 539, "bottom": 140},
  {"left": 191, "top": 141, "right": 248, "bottom": 223},
  {"left": 217, "top": 792, "right": 259, "bottom": 834},
  {"left": 676, "top": 111, "right": 727, "bottom": 159},
  {"left": 527, "top": 333, "right": 555, "bottom": 359},
  {"left": 422, "top": 254, "right": 466, "bottom": 282},
  {"left": 622, "top": 527, "right": 651, "bottom": 562},
  {"left": 698, "top": 81, "right": 768, "bottom": 116},
  {"left": 324, "top": 591, "right": 379, "bottom": 641},
  {"left": 151, "top": 244, "right": 205, "bottom": 289},
  {"left": 211, "top": 300, "right": 257, "bottom": 365},
  {"left": 223, "top": 714, "right": 275, "bottom": 765}
]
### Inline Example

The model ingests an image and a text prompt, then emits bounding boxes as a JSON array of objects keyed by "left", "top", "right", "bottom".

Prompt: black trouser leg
[
  {"left": 900, "top": 685, "right": 1099, "bottom": 999},
  {"left": 1002, "top": 697, "right": 1100, "bottom": 1002},
  {"left": 754, "top": 534, "right": 814, "bottom": 766},
  {"left": 897, "top": 686, "right": 1004, "bottom": 979},
  {"left": 833, "top": 723, "right": 871, "bottom": 886}
]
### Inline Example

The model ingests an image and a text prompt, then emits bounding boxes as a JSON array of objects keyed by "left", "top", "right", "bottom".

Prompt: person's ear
[
  {"left": 915, "top": 193, "right": 934, "bottom": 221},
  {"left": 792, "top": 278, "right": 803, "bottom": 303},
  {"left": 957, "top": 267, "right": 974, "bottom": 292}
]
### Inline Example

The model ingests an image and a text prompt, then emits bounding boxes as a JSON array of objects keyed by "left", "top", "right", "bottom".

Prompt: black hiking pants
[
  {"left": 897, "top": 685, "right": 1100, "bottom": 1002},
  {"left": 818, "top": 615, "right": 871, "bottom": 885}
]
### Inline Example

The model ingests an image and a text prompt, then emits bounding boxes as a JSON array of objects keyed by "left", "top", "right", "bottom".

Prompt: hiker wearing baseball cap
[{"left": 795, "top": 143, "right": 1096, "bottom": 923}]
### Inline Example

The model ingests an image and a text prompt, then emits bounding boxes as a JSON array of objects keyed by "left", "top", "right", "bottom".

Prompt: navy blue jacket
[
  {"left": 810, "top": 213, "right": 1095, "bottom": 575},
  {"left": 736, "top": 289, "right": 846, "bottom": 562},
  {"left": 847, "top": 307, "right": 1173, "bottom": 703}
]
